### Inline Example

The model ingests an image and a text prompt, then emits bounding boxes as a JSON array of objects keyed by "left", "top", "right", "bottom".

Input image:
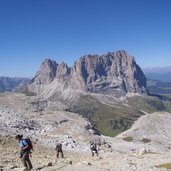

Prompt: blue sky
[{"left": 0, "top": 0, "right": 171, "bottom": 77}]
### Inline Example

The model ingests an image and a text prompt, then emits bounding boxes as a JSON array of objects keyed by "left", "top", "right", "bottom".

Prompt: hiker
[
  {"left": 15, "top": 134, "right": 33, "bottom": 170},
  {"left": 90, "top": 141, "right": 98, "bottom": 157},
  {"left": 55, "top": 142, "right": 64, "bottom": 158}
]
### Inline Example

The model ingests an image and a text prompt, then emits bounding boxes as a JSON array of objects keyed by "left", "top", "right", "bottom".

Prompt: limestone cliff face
[
  {"left": 70, "top": 50, "right": 147, "bottom": 96},
  {"left": 30, "top": 58, "right": 58, "bottom": 85},
  {"left": 28, "top": 50, "right": 148, "bottom": 97},
  {"left": 56, "top": 62, "right": 71, "bottom": 84}
]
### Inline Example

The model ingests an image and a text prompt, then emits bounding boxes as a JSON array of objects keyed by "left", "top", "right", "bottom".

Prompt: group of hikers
[{"left": 15, "top": 134, "right": 99, "bottom": 170}]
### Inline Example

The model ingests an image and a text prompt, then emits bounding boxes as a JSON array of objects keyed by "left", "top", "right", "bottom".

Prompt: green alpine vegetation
[{"left": 72, "top": 94, "right": 171, "bottom": 137}]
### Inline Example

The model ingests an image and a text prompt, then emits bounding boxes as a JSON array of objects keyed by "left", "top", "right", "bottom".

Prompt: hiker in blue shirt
[{"left": 15, "top": 134, "right": 33, "bottom": 170}]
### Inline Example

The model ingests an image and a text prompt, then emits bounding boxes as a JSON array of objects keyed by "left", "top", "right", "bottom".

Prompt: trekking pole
[{"left": 30, "top": 151, "right": 32, "bottom": 157}]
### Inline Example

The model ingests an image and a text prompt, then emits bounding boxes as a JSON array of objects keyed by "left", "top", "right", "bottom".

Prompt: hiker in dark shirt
[
  {"left": 90, "top": 141, "right": 98, "bottom": 157},
  {"left": 55, "top": 142, "right": 64, "bottom": 158},
  {"left": 15, "top": 134, "right": 33, "bottom": 170}
]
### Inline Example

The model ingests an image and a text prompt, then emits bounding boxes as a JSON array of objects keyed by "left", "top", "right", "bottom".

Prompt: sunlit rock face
[{"left": 28, "top": 50, "right": 148, "bottom": 97}]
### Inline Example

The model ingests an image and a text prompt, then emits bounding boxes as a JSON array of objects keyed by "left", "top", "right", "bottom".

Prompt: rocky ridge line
[{"left": 28, "top": 50, "right": 148, "bottom": 98}]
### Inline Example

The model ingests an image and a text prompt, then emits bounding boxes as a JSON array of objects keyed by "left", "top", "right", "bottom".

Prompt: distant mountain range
[
  {"left": 0, "top": 77, "right": 30, "bottom": 92},
  {"left": 143, "top": 66, "right": 171, "bottom": 82},
  {"left": 147, "top": 79, "right": 171, "bottom": 94}
]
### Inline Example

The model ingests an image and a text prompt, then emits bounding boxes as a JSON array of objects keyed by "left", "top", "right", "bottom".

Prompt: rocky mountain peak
[
  {"left": 30, "top": 58, "right": 58, "bottom": 85},
  {"left": 56, "top": 62, "right": 71, "bottom": 83},
  {"left": 114, "top": 50, "right": 129, "bottom": 57},
  {"left": 70, "top": 50, "right": 147, "bottom": 96},
  {"left": 28, "top": 50, "right": 148, "bottom": 97},
  {"left": 40, "top": 58, "right": 57, "bottom": 71}
]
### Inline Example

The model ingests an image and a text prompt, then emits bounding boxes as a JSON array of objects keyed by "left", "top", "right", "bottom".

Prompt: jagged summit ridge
[
  {"left": 28, "top": 50, "right": 148, "bottom": 97},
  {"left": 30, "top": 58, "right": 58, "bottom": 85}
]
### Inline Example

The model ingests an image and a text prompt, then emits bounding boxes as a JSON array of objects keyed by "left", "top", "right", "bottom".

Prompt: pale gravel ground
[
  {"left": 1, "top": 134, "right": 171, "bottom": 171},
  {"left": 0, "top": 92, "right": 171, "bottom": 171}
]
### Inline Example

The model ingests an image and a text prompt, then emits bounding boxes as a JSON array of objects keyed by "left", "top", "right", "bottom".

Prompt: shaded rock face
[{"left": 28, "top": 50, "right": 148, "bottom": 97}]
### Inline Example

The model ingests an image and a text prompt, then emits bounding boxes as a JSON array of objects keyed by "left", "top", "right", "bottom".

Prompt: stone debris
[{"left": 0, "top": 92, "right": 171, "bottom": 171}]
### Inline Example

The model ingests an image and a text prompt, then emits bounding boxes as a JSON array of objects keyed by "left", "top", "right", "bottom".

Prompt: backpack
[
  {"left": 90, "top": 143, "right": 96, "bottom": 151},
  {"left": 56, "top": 143, "right": 62, "bottom": 151},
  {"left": 22, "top": 137, "right": 33, "bottom": 151}
]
